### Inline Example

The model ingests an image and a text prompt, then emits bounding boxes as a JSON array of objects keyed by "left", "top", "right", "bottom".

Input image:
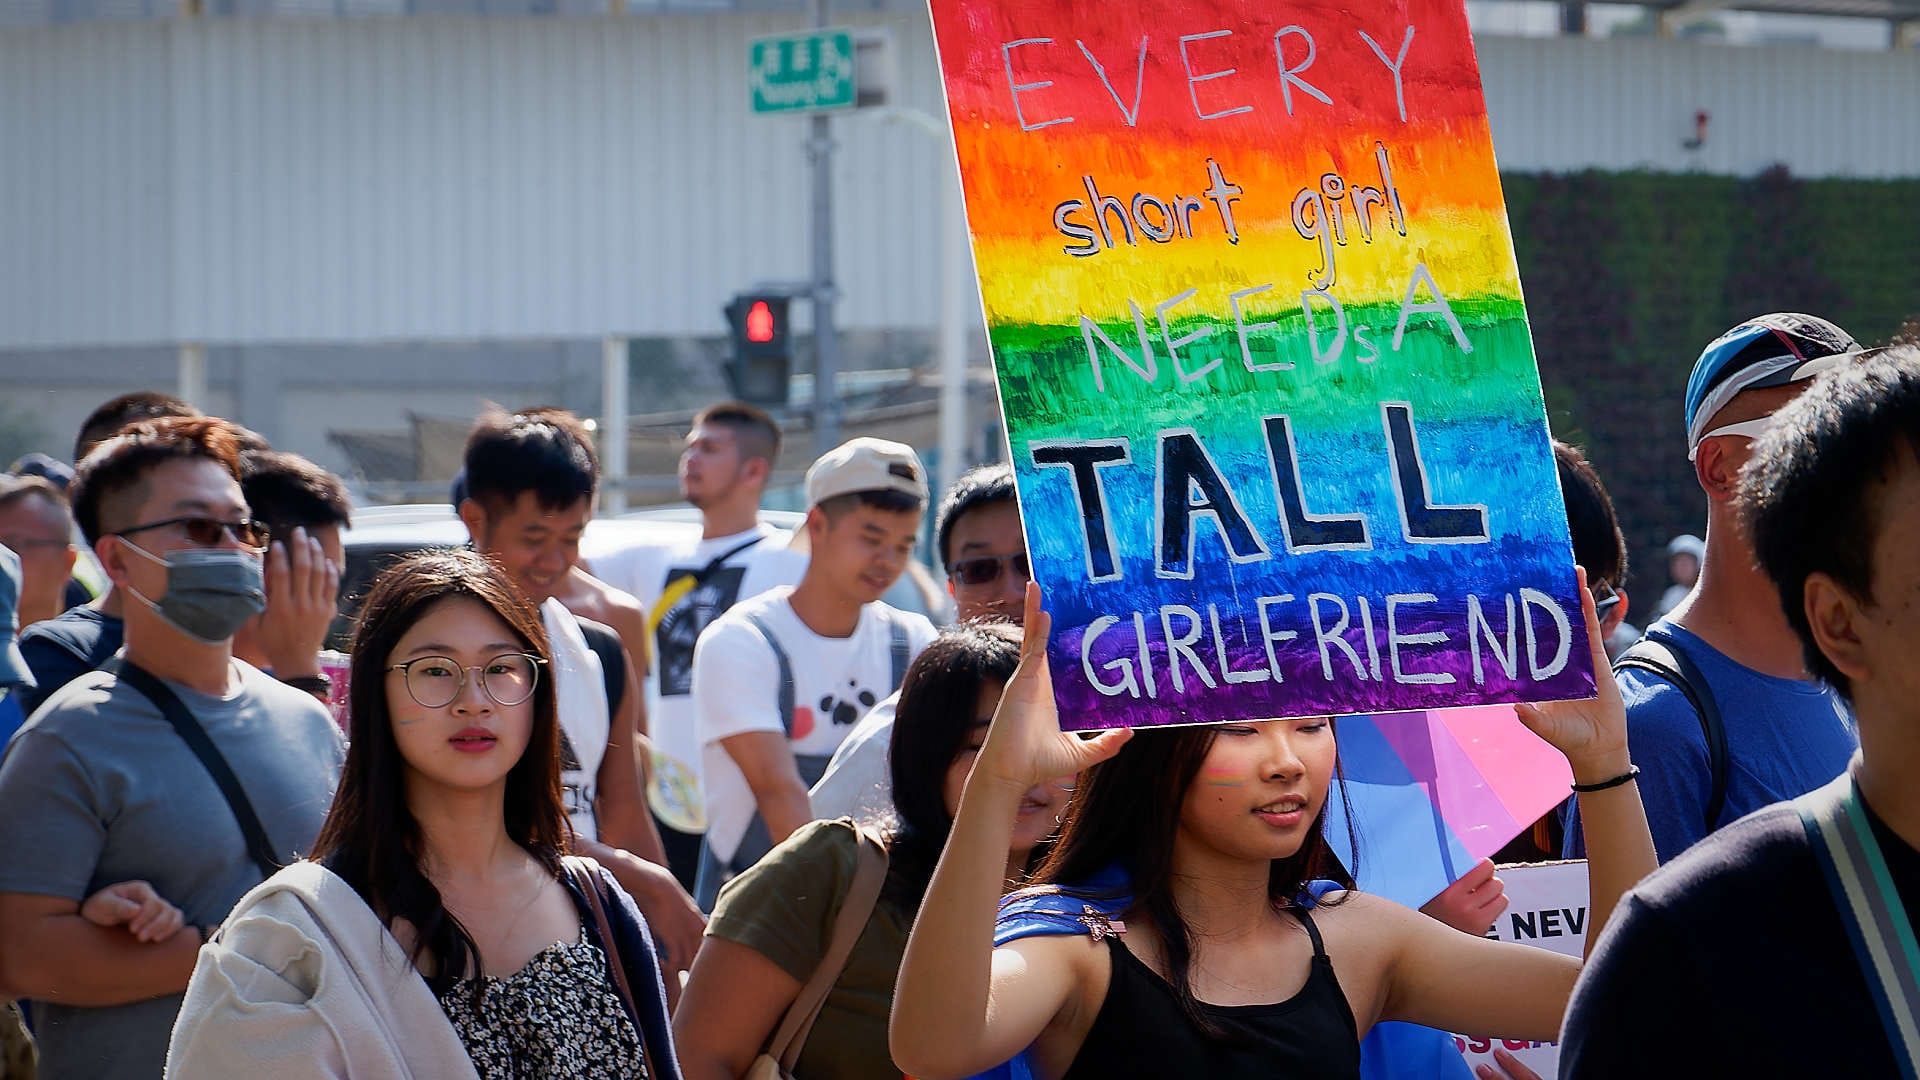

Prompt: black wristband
[
  {"left": 1571, "top": 764, "right": 1641, "bottom": 793},
  {"left": 280, "top": 673, "right": 332, "bottom": 695}
]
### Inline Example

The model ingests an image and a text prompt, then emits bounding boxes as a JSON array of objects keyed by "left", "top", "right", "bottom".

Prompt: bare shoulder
[
  {"left": 1000, "top": 932, "right": 1113, "bottom": 1076},
  {"left": 1294, "top": 892, "right": 1419, "bottom": 1003},
  {"left": 1308, "top": 890, "right": 1422, "bottom": 948},
  {"left": 998, "top": 927, "right": 1108, "bottom": 970},
  {"left": 996, "top": 932, "right": 1110, "bottom": 1010},
  {"left": 563, "top": 569, "right": 649, "bottom": 641}
]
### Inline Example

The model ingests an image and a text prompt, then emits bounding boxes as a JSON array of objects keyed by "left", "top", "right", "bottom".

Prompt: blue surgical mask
[{"left": 118, "top": 540, "right": 267, "bottom": 644}]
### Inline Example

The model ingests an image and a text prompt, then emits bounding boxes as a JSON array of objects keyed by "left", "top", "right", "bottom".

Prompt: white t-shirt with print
[
  {"left": 693, "top": 586, "right": 936, "bottom": 864},
  {"left": 809, "top": 690, "right": 900, "bottom": 825},
  {"left": 586, "top": 523, "right": 806, "bottom": 832}
]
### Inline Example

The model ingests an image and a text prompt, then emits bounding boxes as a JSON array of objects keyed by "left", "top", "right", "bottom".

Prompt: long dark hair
[
  {"left": 1031, "top": 721, "right": 1356, "bottom": 1035},
  {"left": 309, "top": 547, "right": 569, "bottom": 996},
  {"left": 881, "top": 621, "right": 1025, "bottom": 913}
]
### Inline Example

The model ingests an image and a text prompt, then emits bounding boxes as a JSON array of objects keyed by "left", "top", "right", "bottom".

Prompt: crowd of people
[{"left": 0, "top": 312, "right": 1914, "bottom": 1079}]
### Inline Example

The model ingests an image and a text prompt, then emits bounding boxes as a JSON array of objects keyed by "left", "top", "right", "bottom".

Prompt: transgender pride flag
[{"left": 1324, "top": 708, "right": 1573, "bottom": 909}]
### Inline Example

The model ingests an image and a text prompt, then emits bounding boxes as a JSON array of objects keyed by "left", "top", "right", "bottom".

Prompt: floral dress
[{"left": 437, "top": 938, "right": 647, "bottom": 1078}]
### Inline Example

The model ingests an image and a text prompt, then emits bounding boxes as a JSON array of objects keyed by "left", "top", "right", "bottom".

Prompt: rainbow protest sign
[{"left": 929, "top": 0, "right": 1595, "bottom": 729}]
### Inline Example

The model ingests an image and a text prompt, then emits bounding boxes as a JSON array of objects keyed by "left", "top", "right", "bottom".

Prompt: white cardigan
[{"left": 165, "top": 860, "right": 480, "bottom": 1079}]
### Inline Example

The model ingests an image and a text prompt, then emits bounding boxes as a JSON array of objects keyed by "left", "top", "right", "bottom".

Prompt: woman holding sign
[{"left": 891, "top": 575, "right": 1654, "bottom": 1079}]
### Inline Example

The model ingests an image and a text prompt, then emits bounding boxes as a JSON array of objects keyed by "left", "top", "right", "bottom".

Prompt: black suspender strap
[{"left": 117, "top": 661, "right": 284, "bottom": 881}]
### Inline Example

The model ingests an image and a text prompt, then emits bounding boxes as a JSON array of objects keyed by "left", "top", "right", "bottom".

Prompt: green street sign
[{"left": 750, "top": 30, "right": 857, "bottom": 115}]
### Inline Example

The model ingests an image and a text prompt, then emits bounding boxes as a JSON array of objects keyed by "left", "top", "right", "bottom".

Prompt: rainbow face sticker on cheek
[{"left": 1202, "top": 766, "right": 1244, "bottom": 788}]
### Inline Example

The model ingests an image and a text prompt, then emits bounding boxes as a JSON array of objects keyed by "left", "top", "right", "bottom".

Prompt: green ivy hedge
[{"left": 1502, "top": 167, "right": 1920, "bottom": 598}]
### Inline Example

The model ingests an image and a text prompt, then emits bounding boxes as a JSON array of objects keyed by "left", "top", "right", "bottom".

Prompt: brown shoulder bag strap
[
  {"left": 564, "top": 855, "right": 658, "bottom": 1079},
  {"left": 763, "top": 827, "right": 889, "bottom": 1072}
]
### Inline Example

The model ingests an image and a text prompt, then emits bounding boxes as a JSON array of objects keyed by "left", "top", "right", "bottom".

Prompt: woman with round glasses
[{"left": 165, "top": 548, "right": 683, "bottom": 1079}]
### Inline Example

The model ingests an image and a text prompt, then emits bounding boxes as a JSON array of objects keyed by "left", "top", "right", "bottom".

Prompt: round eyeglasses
[{"left": 385, "top": 653, "right": 547, "bottom": 708}]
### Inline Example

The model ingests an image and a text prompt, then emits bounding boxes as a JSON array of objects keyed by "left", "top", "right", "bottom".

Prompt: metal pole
[
  {"left": 601, "top": 337, "right": 629, "bottom": 515},
  {"left": 809, "top": 0, "right": 841, "bottom": 456},
  {"left": 177, "top": 344, "right": 208, "bottom": 408},
  {"left": 937, "top": 161, "right": 969, "bottom": 499}
]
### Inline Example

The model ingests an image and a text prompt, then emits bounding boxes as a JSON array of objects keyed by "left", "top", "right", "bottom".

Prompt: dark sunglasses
[
  {"left": 1592, "top": 582, "right": 1622, "bottom": 617},
  {"left": 949, "top": 552, "right": 1031, "bottom": 587},
  {"left": 114, "top": 516, "right": 271, "bottom": 550}
]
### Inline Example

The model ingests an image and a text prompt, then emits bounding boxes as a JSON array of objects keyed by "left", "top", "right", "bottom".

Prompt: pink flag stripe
[
  {"left": 1433, "top": 705, "right": 1576, "bottom": 828},
  {"left": 1367, "top": 711, "right": 1523, "bottom": 860}
]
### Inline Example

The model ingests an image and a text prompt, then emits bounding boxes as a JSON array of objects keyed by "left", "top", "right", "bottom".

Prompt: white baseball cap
[{"left": 804, "top": 437, "right": 929, "bottom": 509}]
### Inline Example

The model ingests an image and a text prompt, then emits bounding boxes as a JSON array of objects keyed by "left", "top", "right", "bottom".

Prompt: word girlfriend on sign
[{"left": 930, "top": 0, "right": 1594, "bottom": 729}]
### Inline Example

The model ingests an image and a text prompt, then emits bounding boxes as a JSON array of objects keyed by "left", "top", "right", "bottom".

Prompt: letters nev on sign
[
  {"left": 927, "top": 0, "right": 1595, "bottom": 729},
  {"left": 1453, "top": 860, "right": 1589, "bottom": 1076}
]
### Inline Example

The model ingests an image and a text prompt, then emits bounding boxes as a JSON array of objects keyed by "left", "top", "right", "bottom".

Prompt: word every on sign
[{"left": 999, "top": 23, "right": 1419, "bottom": 131}]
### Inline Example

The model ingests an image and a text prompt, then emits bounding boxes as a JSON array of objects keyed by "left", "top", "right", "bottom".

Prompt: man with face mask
[{"left": 0, "top": 416, "right": 345, "bottom": 1080}]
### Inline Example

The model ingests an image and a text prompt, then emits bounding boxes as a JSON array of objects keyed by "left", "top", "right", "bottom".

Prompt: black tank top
[{"left": 1063, "top": 906, "right": 1361, "bottom": 1080}]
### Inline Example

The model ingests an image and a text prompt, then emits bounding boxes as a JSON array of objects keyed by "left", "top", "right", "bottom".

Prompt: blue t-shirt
[
  {"left": 1564, "top": 620, "right": 1856, "bottom": 864},
  {"left": 0, "top": 692, "right": 22, "bottom": 748}
]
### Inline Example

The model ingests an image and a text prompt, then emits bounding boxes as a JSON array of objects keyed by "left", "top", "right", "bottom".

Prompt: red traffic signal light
[
  {"left": 727, "top": 294, "right": 789, "bottom": 354},
  {"left": 724, "top": 292, "right": 793, "bottom": 406},
  {"left": 745, "top": 300, "right": 776, "bottom": 344}
]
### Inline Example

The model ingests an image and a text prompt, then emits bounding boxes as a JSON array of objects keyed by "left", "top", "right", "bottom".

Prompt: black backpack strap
[
  {"left": 742, "top": 611, "right": 796, "bottom": 738},
  {"left": 117, "top": 661, "right": 283, "bottom": 880},
  {"left": 1614, "top": 629, "right": 1729, "bottom": 831},
  {"left": 886, "top": 612, "right": 910, "bottom": 692},
  {"left": 693, "top": 536, "right": 764, "bottom": 586}
]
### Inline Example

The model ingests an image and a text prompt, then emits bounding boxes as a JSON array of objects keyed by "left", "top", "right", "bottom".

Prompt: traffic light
[{"left": 724, "top": 293, "right": 792, "bottom": 406}]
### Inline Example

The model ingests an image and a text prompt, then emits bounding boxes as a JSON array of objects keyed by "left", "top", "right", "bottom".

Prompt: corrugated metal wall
[
  {"left": 0, "top": 11, "right": 960, "bottom": 349},
  {"left": 0, "top": 17, "right": 1914, "bottom": 351}
]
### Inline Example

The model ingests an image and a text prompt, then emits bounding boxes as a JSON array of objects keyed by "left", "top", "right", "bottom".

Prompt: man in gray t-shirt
[
  {"left": 0, "top": 665, "right": 343, "bottom": 1077},
  {"left": 0, "top": 416, "right": 344, "bottom": 1079}
]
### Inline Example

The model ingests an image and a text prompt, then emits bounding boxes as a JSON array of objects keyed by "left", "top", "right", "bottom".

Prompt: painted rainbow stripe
[{"left": 930, "top": 0, "right": 1594, "bottom": 728}]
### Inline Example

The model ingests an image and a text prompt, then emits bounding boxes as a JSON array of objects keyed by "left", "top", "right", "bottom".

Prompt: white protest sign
[{"left": 1451, "top": 860, "right": 1588, "bottom": 1075}]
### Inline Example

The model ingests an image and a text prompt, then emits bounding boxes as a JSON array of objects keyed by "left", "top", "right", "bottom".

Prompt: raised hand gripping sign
[{"left": 928, "top": 0, "right": 1594, "bottom": 729}]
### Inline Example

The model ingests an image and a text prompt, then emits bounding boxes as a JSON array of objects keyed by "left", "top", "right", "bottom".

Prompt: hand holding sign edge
[
  {"left": 1512, "top": 567, "right": 1630, "bottom": 786},
  {"left": 974, "top": 582, "right": 1134, "bottom": 797}
]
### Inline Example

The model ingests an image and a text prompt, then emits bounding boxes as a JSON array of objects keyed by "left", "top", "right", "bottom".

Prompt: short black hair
[
  {"left": 934, "top": 464, "right": 1018, "bottom": 574},
  {"left": 463, "top": 407, "right": 597, "bottom": 515},
  {"left": 1553, "top": 441, "right": 1628, "bottom": 589},
  {"left": 71, "top": 415, "right": 247, "bottom": 546},
  {"left": 240, "top": 449, "right": 353, "bottom": 535},
  {"left": 1740, "top": 345, "right": 1920, "bottom": 702},
  {"left": 815, "top": 488, "right": 924, "bottom": 524},
  {"left": 690, "top": 401, "right": 781, "bottom": 465},
  {"left": 74, "top": 392, "right": 201, "bottom": 464}
]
